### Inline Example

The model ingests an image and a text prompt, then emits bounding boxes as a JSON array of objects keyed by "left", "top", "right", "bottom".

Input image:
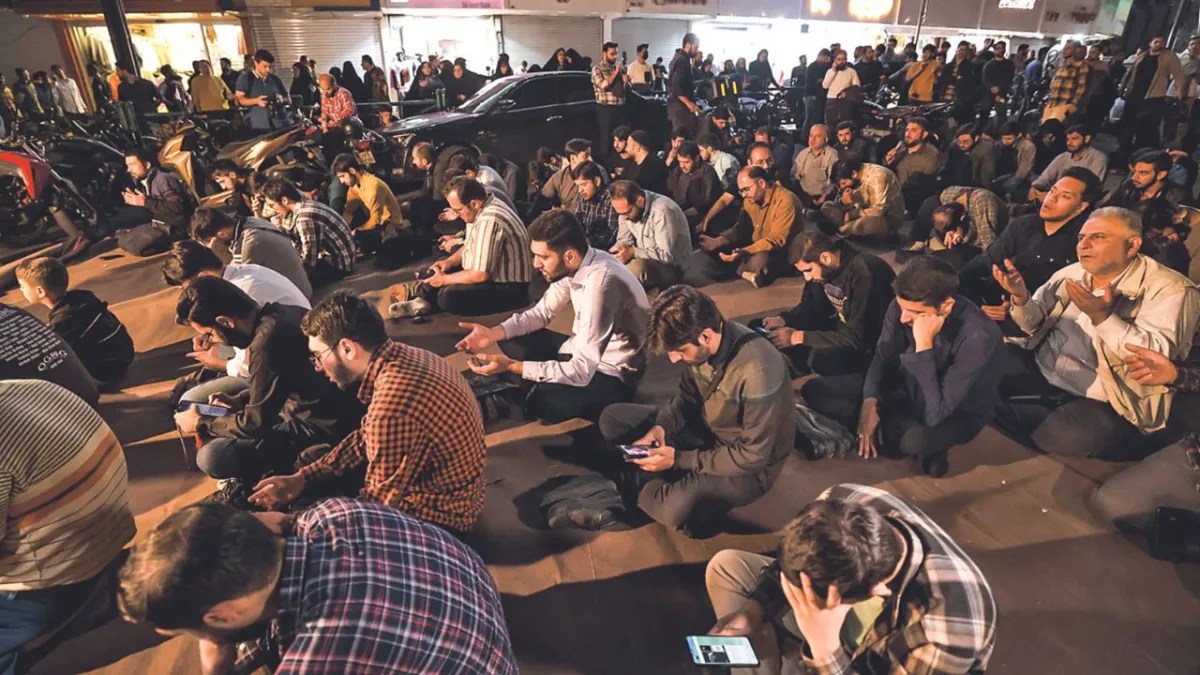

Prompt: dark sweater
[
  {"left": 0, "top": 304, "right": 98, "bottom": 407},
  {"left": 49, "top": 290, "right": 134, "bottom": 385},
  {"left": 626, "top": 154, "right": 669, "bottom": 195},
  {"left": 864, "top": 297, "right": 1003, "bottom": 429},
  {"left": 783, "top": 248, "right": 896, "bottom": 352},
  {"left": 959, "top": 212, "right": 1084, "bottom": 304}
]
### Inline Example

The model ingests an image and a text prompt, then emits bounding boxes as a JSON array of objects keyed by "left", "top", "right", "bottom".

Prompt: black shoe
[
  {"left": 203, "top": 478, "right": 265, "bottom": 511},
  {"left": 918, "top": 454, "right": 950, "bottom": 478}
]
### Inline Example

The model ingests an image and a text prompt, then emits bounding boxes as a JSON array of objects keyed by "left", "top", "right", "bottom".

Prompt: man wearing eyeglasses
[
  {"left": 695, "top": 166, "right": 803, "bottom": 287},
  {"left": 172, "top": 276, "right": 363, "bottom": 496}
]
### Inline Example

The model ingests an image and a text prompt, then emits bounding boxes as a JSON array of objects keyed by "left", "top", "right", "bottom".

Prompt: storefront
[{"left": 246, "top": 12, "right": 385, "bottom": 86}]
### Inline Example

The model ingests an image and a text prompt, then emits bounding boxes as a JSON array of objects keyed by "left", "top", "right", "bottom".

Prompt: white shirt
[
  {"left": 221, "top": 263, "right": 311, "bottom": 378},
  {"left": 709, "top": 150, "right": 741, "bottom": 188},
  {"left": 500, "top": 248, "right": 649, "bottom": 387},
  {"left": 616, "top": 191, "right": 692, "bottom": 270},
  {"left": 822, "top": 66, "right": 860, "bottom": 99},
  {"left": 627, "top": 60, "right": 653, "bottom": 86},
  {"left": 477, "top": 165, "right": 512, "bottom": 198},
  {"left": 52, "top": 78, "right": 86, "bottom": 114}
]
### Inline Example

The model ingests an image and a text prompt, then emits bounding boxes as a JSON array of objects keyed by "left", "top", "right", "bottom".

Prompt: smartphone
[
  {"left": 176, "top": 402, "right": 230, "bottom": 417},
  {"left": 468, "top": 356, "right": 488, "bottom": 369},
  {"left": 686, "top": 635, "right": 759, "bottom": 667},
  {"left": 753, "top": 325, "right": 774, "bottom": 338},
  {"left": 1150, "top": 506, "right": 1200, "bottom": 563},
  {"left": 618, "top": 444, "right": 653, "bottom": 460},
  {"left": 414, "top": 268, "right": 435, "bottom": 280}
]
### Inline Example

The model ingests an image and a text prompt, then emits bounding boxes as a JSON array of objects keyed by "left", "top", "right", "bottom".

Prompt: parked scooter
[{"left": 0, "top": 140, "right": 95, "bottom": 256}]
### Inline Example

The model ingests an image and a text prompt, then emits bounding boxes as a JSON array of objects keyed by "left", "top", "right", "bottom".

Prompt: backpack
[{"left": 115, "top": 221, "right": 172, "bottom": 257}]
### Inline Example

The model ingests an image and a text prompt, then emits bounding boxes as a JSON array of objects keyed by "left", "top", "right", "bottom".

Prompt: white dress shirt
[
  {"left": 52, "top": 78, "right": 86, "bottom": 114},
  {"left": 500, "top": 247, "right": 649, "bottom": 387}
]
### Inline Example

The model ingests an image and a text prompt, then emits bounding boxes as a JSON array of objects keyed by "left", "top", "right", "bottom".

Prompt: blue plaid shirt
[{"left": 236, "top": 498, "right": 516, "bottom": 674}]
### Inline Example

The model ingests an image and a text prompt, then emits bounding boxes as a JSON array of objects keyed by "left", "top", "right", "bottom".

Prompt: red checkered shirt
[
  {"left": 298, "top": 341, "right": 487, "bottom": 532},
  {"left": 319, "top": 84, "right": 356, "bottom": 131}
]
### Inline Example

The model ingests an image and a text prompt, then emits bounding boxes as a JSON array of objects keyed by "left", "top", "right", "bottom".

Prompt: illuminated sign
[
  {"left": 808, "top": 0, "right": 897, "bottom": 21},
  {"left": 998, "top": 0, "right": 1037, "bottom": 8}
]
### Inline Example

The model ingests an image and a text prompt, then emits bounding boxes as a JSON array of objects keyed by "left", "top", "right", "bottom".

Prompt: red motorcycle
[{"left": 0, "top": 140, "right": 94, "bottom": 254}]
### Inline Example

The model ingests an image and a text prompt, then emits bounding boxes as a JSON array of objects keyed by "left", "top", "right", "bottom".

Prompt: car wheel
[{"left": 433, "top": 144, "right": 476, "bottom": 196}]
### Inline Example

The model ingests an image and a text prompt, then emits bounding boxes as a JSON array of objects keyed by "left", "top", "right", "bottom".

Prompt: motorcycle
[{"left": 0, "top": 140, "right": 95, "bottom": 255}]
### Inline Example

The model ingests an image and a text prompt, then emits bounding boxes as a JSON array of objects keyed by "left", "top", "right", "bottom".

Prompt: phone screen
[
  {"left": 618, "top": 444, "right": 652, "bottom": 459},
  {"left": 686, "top": 636, "right": 759, "bottom": 667},
  {"left": 177, "top": 402, "right": 230, "bottom": 417}
]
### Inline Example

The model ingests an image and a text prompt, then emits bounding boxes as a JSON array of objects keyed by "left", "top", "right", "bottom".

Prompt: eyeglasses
[
  {"left": 737, "top": 186, "right": 753, "bottom": 195},
  {"left": 309, "top": 345, "right": 335, "bottom": 368}
]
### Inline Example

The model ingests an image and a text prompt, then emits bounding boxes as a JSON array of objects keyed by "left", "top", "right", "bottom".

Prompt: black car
[{"left": 383, "top": 71, "right": 667, "bottom": 191}]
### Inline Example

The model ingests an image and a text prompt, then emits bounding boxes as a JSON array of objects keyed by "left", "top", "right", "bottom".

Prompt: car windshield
[{"left": 457, "top": 78, "right": 516, "bottom": 113}]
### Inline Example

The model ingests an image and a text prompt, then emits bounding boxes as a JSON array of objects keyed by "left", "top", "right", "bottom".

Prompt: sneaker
[
  {"left": 904, "top": 241, "right": 927, "bottom": 252},
  {"left": 388, "top": 297, "right": 431, "bottom": 319}
]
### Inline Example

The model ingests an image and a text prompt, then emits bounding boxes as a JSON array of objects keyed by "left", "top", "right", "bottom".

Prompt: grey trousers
[
  {"left": 818, "top": 203, "right": 895, "bottom": 238},
  {"left": 626, "top": 258, "right": 683, "bottom": 290},
  {"left": 180, "top": 375, "right": 248, "bottom": 405},
  {"left": 705, "top": 549, "right": 805, "bottom": 675},
  {"left": 1091, "top": 442, "right": 1200, "bottom": 532}
]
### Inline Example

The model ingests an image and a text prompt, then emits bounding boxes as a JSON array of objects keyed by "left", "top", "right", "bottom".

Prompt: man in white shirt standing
[
  {"left": 460, "top": 209, "right": 649, "bottom": 424},
  {"left": 822, "top": 49, "right": 860, "bottom": 129},
  {"left": 609, "top": 180, "right": 692, "bottom": 289},
  {"left": 627, "top": 44, "right": 653, "bottom": 90},
  {"left": 50, "top": 65, "right": 87, "bottom": 115}
]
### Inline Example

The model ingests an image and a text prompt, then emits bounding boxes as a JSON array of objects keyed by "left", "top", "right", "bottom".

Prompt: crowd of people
[{"left": 4, "top": 27, "right": 1200, "bottom": 675}]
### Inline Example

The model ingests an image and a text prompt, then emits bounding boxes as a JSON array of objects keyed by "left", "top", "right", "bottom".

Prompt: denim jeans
[{"left": 0, "top": 578, "right": 98, "bottom": 674}]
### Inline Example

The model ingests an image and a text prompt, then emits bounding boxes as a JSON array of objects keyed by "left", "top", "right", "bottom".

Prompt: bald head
[
  {"left": 809, "top": 124, "right": 829, "bottom": 150},
  {"left": 318, "top": 73, "right": 336, "bottom": 93}
]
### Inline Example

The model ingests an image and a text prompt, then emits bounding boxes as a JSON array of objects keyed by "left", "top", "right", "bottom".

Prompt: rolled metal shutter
[
  {"left": 611, "top": 17, "right": 691, "bottom": 68},
  {"left": 500, "top": 16, "right": 603, "bottom": 72},
  {"left": 248, "top": 13, "right": 384, "bottom": 86}
]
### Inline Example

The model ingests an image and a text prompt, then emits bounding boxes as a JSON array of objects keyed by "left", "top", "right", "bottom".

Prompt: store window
[
  {"left": 74, "top": 21, "right": 245, "bottom": 79},
  {"left": 388, "top": 15, "right": 501, "bottom": 78}
]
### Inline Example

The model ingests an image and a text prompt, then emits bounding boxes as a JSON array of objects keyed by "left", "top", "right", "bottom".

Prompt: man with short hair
[
  {"left": 979, "top": 40, "right": 1014, "bottom": 127},
  {"left": 668, "top": 33, "right": 702, "bottom": 133},
  {"left": 117, "top": 499, "right": 517, "bottom": 674},
  {"left": 820, "top": 158, "right": 904, "bottom": 238},
  {"left": 235, "top": 49, "right": 289, "bottom": 131},
  {"left": 598, "top": 285, "right": 795, "bottom": 533},
  {"left": 1029, "top": 124, "right": 1108, "bottom": 200},
  {"left": 447, "top": 153, "right": 512, "bottom": 200},
  {"left": 706, "top": 483, "right": 996, "bottom": 674},
  {"left": 697, "top": 132, "right": 740, "bottom": 188},
  {"left": 261, "top": 177, "right": 356, "bottom": 286},
  {"left": 332, "top": 153, "right": 405, "bottom": 255},
  {"left": 1043, "top": 40, "right": 1090, "bottom": 121},
  {"left": 361, "top": 54, "right": 389, "bottom": 102},
  {"left": 697, "top": 166, "right": 802, "bottom": 287},
  {"left": 1104, "top": 149, "right": 1187, "bottom": 207},
  {"left": 189, "top": 60, "right": 231, "bottom": 112},
  {"left": 0, "top": 380, "right": 134, "bottom": 673},
  {"left": 759, "top": 232, "right": 895, "bottom": 375},
  {"left": 884, "top": 117, "right": 941, "bottom": 216},
  {"left": 390, "top": 176, "right": 531, "bottom": 317},
  {"left": 115, "top": 147, "right": 192, "bottom": 236},
  {"left": 250, "top": 292, "right": 486, "bottom": 532},
  {"left": 949, "top": 123, "right": 998, "bottom": 189},
  {"left": 572, "top": 160, "right": 620, "bottom": 248},
  {"left": 543, "top": 138, "right": 603, "bottom": 210},
  {"left": 114, "top": 61, "right": 160, "bottom": 130},
  {"left": 905, "top": 44, "right": 942, "bottom": 103},
  {"left": 698, "top": 142, "right": 773, "bottom": 235},
  {"left": 994, "top": 207, "right": 1200, "bottom": 458},
  {"left": 803, "top": 256, "right": 1004, "bottom": 476},
  {"left": 609, "top": 125, "right": 635, "bottom": 178},
  {"left": 833, "top": 121, "right": 871, "bottom": 161},
  {"left": 666, "top": 140, "right": 721, "bottom": 230},
  {"left": 190, "top": 207, "right": 313, "bottom": 298},
  {"left": 623, "top": 130, "right": 669, "bottom": 194},
  {"left": 609, "top": 179, "right": 691, "bottom": 289},
  {"left": 992, "top": 121, "right": 1038, "bottom": 199},
  {"left": 792, "top": 124, "right": 838, "bottom": 208},
  {"left": 459, "top": 210, "right": 648, "bottom": 423},
  {"left": 909, "top": 185, "right": 1007, "bottom": 254},
  {"left": 593, "top": 41, "right": 628, "bottom": 160},
  {"left": 48, "top": 64, "right": 85, "bottom": 115},
  {"left": 171, "top": 276, "right": 361, "bottom": 488},
  {"left": 0, "top": 303, "right": 98, "bottom": 406},
  {"left": 1173, "top": 35, "right": 1200, "bottom": 149},
  {"left": 1121, "top": 36, "right": 1187, "bottom": 151},
  {"left": 803, "top": 50, "right": 832, "bottom": 138},
  {"left": 628, "top": 43, "right": 653, "bottom": 89}
]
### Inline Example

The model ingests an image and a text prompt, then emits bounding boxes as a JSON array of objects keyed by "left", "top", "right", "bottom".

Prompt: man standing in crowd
[
  {"left": 821, "top": 158, "right": 905, "bottom": 239},
  {"left": 172, "top": 277, "right": 363, "bottom": 487},
  {"left": 114, "top": 61, "right": 160, "bottom": 130},
  {"left": 218, "top": 56, "right": 239, "bottom": 92},
  {"left": 706, "top": 484, "right": 996, "bottom": 673},
  {"left": 628, "top": 44, "right": 653, "bottom": 90},
  {"left": 598, "top": 285, "right": 795, "bottom": 535},
  {"left": 697, "top": 166, "right": 802, "bottom": 287},
  {"left": 1173, "top": 35, "right": 1200, "bottom": 148},
  {"left": 190, "top": 60, "right": 232, "bottom": 112},
  {"left": 118, "top": 500, "right": 517, "bottom": 673},
  {"left": 0, "top": 380, "right": 134, "bottom": 672},
  {"left": 760, "top": 232, "right": 895, "bottom": 376},
  {"left": 592, "top": 41, "right": 628, "bottom": 161},
  {"left": 49, "top": 65, "right": 85, "bottom": 116},
  {"left": 460, "top": 210, "right": 648, "bottom": 424},
  {"left": 609, "top": 179, "right": 691, "bottom": 289},
  {"left": 317, "top": 72, "right": 356, "bottom": 138},
  {"left": 1043, "top": 40, "right": 1090, "bottom": 122},
  {"left": 809, "top": 256, "right": 1003, "bottom": 476},
  {"left": 994, "top": 207, "right": 1200, "bottom": 459},
  {"left": 668, "top": 33, "right": 701, "bottom": 134},
  {"left": 361, "top": 54, "right": 389, "bottom": 102},
  {"left": 822, "top": 49, "right": 860, "bottom": 129},
  {"left": 235, "top": 49, "right": 289, "bottom": 132},
  {"left": 391, "top": 177, "right": 530, "bottom": 317},
  {"left": 906, "top": 44, "right": 941, "bottom": 103},
  {"left": 261, "top": 177, "right": 356, "bottom": 287},
  {"left": 250, "top": 292, "right": 487, "bottom": 532},
  {"left": 1028, "top": 124, "right": 1108, "bottom": 201},
  {"left": 792, "top": 124, "right": 838, "bottom": 208},
  {"left": 979, "top": 41, "right": 1014, "bottom": 127},
  {"left": 802, "top": 49, "right": 831, "bottom": 137},
  {"left": 1121, "top": 36, "right": 1187, "bottom": 152}
]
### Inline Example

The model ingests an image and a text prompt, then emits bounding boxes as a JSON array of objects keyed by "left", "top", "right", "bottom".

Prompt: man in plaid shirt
[
  {"left": 572, "top": 160, "right": 620, "bottom": 248},
  {"left": 118, "top": 499, "right": 517, "bottom": 674},
  {"left": 592, "top": 41, "right": 628, "bottom": 161},
  {"left": 707, "top": 483, "right": 996, "bottom": 674},
  {"left": 262, "top": 177, "right": 357, "bottom": 287},
  {"left": 251, "top": 291, "right": 486, "bottom": 533},
  {"left": 1043, "top": 41, "right": 1090, "bottom": 121}
]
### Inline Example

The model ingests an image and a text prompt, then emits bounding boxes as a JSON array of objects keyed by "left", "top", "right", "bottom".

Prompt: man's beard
[
  {"left": 905, "top": 137, "right": 922, "bottom": 148},
  {"left": 215, "top": 325, "right": 254, "bottom": 350},
  {"left": 326, "top": 353, "right": 361, "bottom": 391}
]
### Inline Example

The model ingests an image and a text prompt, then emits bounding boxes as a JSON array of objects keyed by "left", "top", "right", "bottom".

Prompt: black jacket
[
  {"left": 49, "top": 290, "right": 134, "bottom": 384},
  {"left": 783, "top": 247, "right": 896, "bottom": 352},
  {"left": 959, "top": 212, "right": 1085, "bottom": 305},
  {"left": 626, "top": 154, "right": 669, "bottom": 195}
]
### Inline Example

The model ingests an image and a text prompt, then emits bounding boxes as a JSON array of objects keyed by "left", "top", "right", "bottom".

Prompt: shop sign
[
  {"left": 804, "top": 0, "right": 899, "bottom": 23},
  {"left": 626, "top": 0, "right": 715, "bottom": 14},
  {"left": 504, "top": 0, "right": 624, "bottom": 11},
  {"left": 386, "top": 0, "right": 503, "bottom": 8},
  {"left": 716, "top": 0, "right": 801, "bottom": 18},
  {"left": 12, "top": 0, "right": 221, "bottom": 13}
]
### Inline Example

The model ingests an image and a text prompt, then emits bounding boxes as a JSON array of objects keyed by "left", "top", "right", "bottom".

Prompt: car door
[
  {"left": 492, "top": 77, "right": 570, "bottom": 164},
  {"left": 558, "top": 73, "right": 599, "bottom": 148}
]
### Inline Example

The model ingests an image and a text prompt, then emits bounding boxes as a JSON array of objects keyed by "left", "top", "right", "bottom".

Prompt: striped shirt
[
  {"left": 461, "top": 195, "right": 532, "bottom": 284},
  {"left": 0, "top": 380, "right": 134, "bottom": 591}
]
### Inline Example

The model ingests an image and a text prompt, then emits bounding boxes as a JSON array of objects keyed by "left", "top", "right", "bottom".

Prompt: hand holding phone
[
  {"left": 686, "top": 635, "right": 759, "bottom": 667},
  {"left": 176, "top": 402, "right": 230, "bottom": 417},
  {"left": 618, "top": 444, "right": 653, "bottom": 460}
]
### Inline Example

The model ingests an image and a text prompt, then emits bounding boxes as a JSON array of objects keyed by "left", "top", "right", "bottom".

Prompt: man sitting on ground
[
  {"left": 16, "top": 257, "right": 134, "bottom": 386},
  {"left": 0, "top": 304, "right": 97, "bottom": 406},
  {"left": 697, "top": 142, "right": 774, "bottom": 235},
  {"left": 1104, "top": 149, "right": 1188, "bottom": 208},
  {"left": 759, "top": 233, "right": 895, "bottom": 376},
  {"left": 803, "top": 256, "right": 1004, "bottom": 477},
  {"left": 792, "top": 124, "right": 838, "bottom": 209},
  {"left": 992, "top": 121, "right": 1038, "bottom": 199},
  {"left": 833, "top": 120, "right": 871, "bottom": 161},
  {"left": 697, "top": 132, "right": 740, "bottom": 188},
  {"left": 448, "top": 153, "right": 512, "bottom": 199},
  {"left": 209, "top": 160, "right": 261, "bottom": 218},
  {"left": 0, "top": 380, "right": 134, "bottom": 673},
  {"left": 609, "top": 125, "right": 634, "bottom": 178},
  {"left": 250, "top": 292, "right": 486, "bottom": 532},
  {"left": 946, "top": 123, "right": 998, "bottom": 189},
  {"left": 388, "top": 177, "right": 531, "bottom": 317},
  {"left": 190, "top": 207, "right": 312, "bottom": 299},
  {"left": 623, "top": 130, "right": 669, "bottom": 194},
  {"left": 820, "top": 158, "right": 905, "bottom": 239},
  {"left": 117, "top": 499, "right": 517, "bottom": 674},
  {"left": 114, "top": 147, "right": 192, "bottom": 236},
  {"left": 542, "top": 138, "right": 603, "bottom": 210},
  {"left": 696, "top": 166, "right": 803, "bottom": 287},
  {"left": 909, "top": 185, "right": 1007, "bottom": 254},
  {"left": 993, "top": 206, "right": 1200, "bottom": 459},
  {"left": 609, "top": 179, "right": 692, "bottom": 289},
  {"left": 666, "top": 140, "right": 722, "bottom": 230},
  {"left": 1028, "top": 124, "right": 1108, "bottom": 201},
  {"left": 171, "top": 277, "right": 362, "bottom": 492},
  {"left": 572, "top": 160, "right": 620, "bottom": 249},
  {"left": 598, "top": 285, "right": 795, "bottom": 534},
  {"left": 459, "top": 210, "right": 648, "bottom": 424},
  {"left": 260, "top": 177, "right": 356, "bottom": 287},
  {"left": 706, "top": 483, "right": 996, "bottom": 674},
  {"left": 332, "top": 153, "right": 407, "bottom": 261},
  {"left": 884, "top": 117, "right": 941, "bottom": 217}
]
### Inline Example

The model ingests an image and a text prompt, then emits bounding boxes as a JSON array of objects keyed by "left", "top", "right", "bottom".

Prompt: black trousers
[
  {"left": 667, "top": 101, "right": 698, "bottom": 137},
  {"left": 197, "top": 418, "right": 337, "bottom": 481},
  {"left": 800, "top": 373, "right": 982, "bottom": 467},
  {"left": 498, "top": 329, "right": 635, "bottom": 424},
  {"left": 597, "top": 402, "right": 772, "bottom": 531},
  {"left": 747, "top": 291, "right": 871, "bottom": 377},
  {"left": 307, "top": 260, "right": 350, "bottom": 288},
  {"left": 1121, "top": 97, "right": 1169, "bottom": 156},
  {"left": 991, "top": 343, "right": 1178, "bottom": 460},
  {"left": 417, "top": 280, "right": 529, "bottom": 317},
  {"left": 596, "top": 103, "right": 626, "bottom": 161}
]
